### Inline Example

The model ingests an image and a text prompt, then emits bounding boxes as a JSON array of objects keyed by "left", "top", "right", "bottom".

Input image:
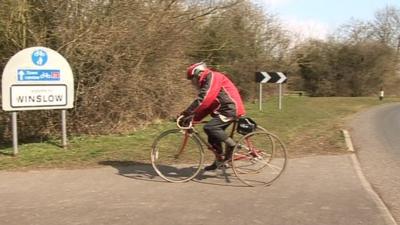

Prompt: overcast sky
[{"left": 255, "top": 0, "right": 400, "bottom": 39}]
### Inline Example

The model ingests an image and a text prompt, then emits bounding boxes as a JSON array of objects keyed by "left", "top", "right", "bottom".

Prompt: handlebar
[{"left": 176, "top": 115, "right": 193, "bottom": 130}]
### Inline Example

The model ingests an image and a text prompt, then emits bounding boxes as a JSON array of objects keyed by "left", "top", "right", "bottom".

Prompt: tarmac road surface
[
  {"left": 350, "top": 102, "right": 400, "bottom": 224},
  {"left": 0, "top": 154, "right": 395, "bottom": 225}
]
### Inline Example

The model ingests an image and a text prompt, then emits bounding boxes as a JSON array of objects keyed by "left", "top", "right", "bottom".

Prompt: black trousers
[{"left": 203, "top": 116, "right": 233, "bottom": 155}]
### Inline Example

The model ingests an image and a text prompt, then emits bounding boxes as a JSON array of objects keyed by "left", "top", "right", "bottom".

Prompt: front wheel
[
  {"left": 151, "top": 129, "right": 204, "bottom": 182},
  {"left": 231, "top": 130, "right": 287, "bottom": 187}
]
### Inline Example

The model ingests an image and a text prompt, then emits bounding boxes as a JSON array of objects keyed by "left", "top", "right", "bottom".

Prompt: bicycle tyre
[
  {"left": 151, "top": 129, "right": 204, "bottom": 182},
  {"left": 231, "top": 130, "right": 287, "bottom": 187},
  {"left": 236, "top": 126, "right": 274, "bottom": 173}
]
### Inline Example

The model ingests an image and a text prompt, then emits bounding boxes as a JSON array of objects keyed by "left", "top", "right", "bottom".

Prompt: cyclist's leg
[
  {"left": 203, "top": 116, "right": 233, "bottom": 169},
  {"left": 203, "top": 116, "right": 233, "bottom": 147},
  {"left": 210, "top": 142, "right": 224, "bottom": 159},
  {"left": 203, "top": 116, "right": 234, "bottom": 149},
  {"left": 204, "top": 142, "right": 223, "bottom": 171}
]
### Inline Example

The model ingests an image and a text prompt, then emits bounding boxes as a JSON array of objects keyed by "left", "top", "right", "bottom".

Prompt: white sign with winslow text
[
  {"left": 2, "top": 47, "right": 74, "bottom": 111},
  {"left": 10, "top": 85, "right": 67, "bottom": 108}
]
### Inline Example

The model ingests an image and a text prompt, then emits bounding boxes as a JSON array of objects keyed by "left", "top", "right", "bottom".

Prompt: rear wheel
[
  {"left": 151, "top": 129, "right": 204, "bottom": 182},
  {"left": 231, "top": 130, "right": 287, "bottom": 186},
  {"left": 232, "top": 126, "right": 272, "bottom": 174}
]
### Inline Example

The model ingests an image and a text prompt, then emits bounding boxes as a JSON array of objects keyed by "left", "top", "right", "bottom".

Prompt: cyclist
[{"left": 179, "top": 62, "right": 246, "bottom": 171}]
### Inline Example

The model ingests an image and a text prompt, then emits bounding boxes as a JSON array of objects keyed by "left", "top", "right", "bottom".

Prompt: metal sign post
[
  {"left": 12, "top": 112, "right": 18, "bottom": 155},
  {"left": 259, "top": 83, "right": 263, "bottom": 111},
  {"left": 61, "top": 110, "right": 67, "bottom": 148},
  {"left": 279, "top": 83, "right": 283, "bottom": 110},
  {"left": 255, "top": 72, "right": 271, "bottom": 111}
]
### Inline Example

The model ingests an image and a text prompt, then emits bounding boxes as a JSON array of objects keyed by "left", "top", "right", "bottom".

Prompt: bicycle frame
[{"left": 176, "top": 119, "right": 263, "bottom": 163}]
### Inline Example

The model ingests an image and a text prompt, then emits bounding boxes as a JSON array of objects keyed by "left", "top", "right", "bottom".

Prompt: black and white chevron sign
[{"left": 255, "top": 72, "right": 287, "bottom": 84}]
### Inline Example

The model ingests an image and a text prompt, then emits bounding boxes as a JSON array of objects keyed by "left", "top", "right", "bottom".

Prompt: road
[
  {"left": 0, "top": 154, "right": 395, "bottom": 225},
  {"left": 349, "top": 102, "right": 400, "bottom": 223}
]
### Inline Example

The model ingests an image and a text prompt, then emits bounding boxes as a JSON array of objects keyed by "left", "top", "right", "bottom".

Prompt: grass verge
[{"left": 0, "top": 97, "right": 399, "bottom": 170}]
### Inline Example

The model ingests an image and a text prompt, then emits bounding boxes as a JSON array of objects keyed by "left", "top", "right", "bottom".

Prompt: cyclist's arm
[{"left": 182, "top": 73, "right": 222, "bottom": 117}]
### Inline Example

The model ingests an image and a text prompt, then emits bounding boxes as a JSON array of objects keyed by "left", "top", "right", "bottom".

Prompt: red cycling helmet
[{"left": 186, "top": 62, "right": 207, "bottom": 80}]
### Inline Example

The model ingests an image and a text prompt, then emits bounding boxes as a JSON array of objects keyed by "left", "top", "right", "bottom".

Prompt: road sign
[
  {"left": 255, "top": 71, "right": 288, "bottom": 111},
  {"left": 255, "top": 72, "right": 271, "bottom": 83},
  {"left": 255, "top": 72, "right": 287, "bottom": 84},
  {"left": 1, "top": 46, "right": 75, "bottom": 154},
  {"left": 2, "top": 46, "right": 74, "bottom": 111}
]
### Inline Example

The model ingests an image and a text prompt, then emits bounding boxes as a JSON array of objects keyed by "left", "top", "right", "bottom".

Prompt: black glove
[
  {"left": 179, "top": 115, "right": 193, "bottom": 127},
  {"left": 180, "top": 110, "right": 190, "bottom": 117}
]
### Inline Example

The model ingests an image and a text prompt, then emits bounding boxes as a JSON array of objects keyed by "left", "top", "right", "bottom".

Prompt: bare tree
[
  {"left": 335, "top": 19, "right": 372, "bottom": 44},
  {"left": 370, "top": 5, "right": 400, "bottom": 48}
]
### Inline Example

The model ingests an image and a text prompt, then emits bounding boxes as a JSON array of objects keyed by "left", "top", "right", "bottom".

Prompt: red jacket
[{"left": 183, "top": 69, "right": 246, "bottom": 121}]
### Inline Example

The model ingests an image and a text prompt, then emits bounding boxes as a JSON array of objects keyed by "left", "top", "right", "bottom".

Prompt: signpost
[
  {"left": 255, "top": 72, "right": 271, "bottom": 111},
  {"left": 2, "top": 47, "right": 74, "bottom": 155},
  {"left": 255, "top": 71, "right": 287, "bottom": 111}
]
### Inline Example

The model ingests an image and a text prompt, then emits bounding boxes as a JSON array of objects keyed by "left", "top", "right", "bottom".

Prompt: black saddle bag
[{"left": 237, "top": 117, "right": 257, "bottom": 135}]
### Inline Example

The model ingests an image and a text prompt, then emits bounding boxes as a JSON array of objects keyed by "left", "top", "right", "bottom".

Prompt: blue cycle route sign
[
  {"left": 17, "top": 69, "right": 61, "bottom": 81},
  {"left": 31, "top": 49, "right": 48, "bottom": 66}
]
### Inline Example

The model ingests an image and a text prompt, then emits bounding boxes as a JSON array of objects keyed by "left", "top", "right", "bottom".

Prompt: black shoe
[{"left": 204, "top": 160, "right": 224, "bottom": 171}]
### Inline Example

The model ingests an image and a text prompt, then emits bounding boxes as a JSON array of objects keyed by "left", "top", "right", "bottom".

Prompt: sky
[{"left": 255, "top": 0, "right": 400, "bottom": 40}]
